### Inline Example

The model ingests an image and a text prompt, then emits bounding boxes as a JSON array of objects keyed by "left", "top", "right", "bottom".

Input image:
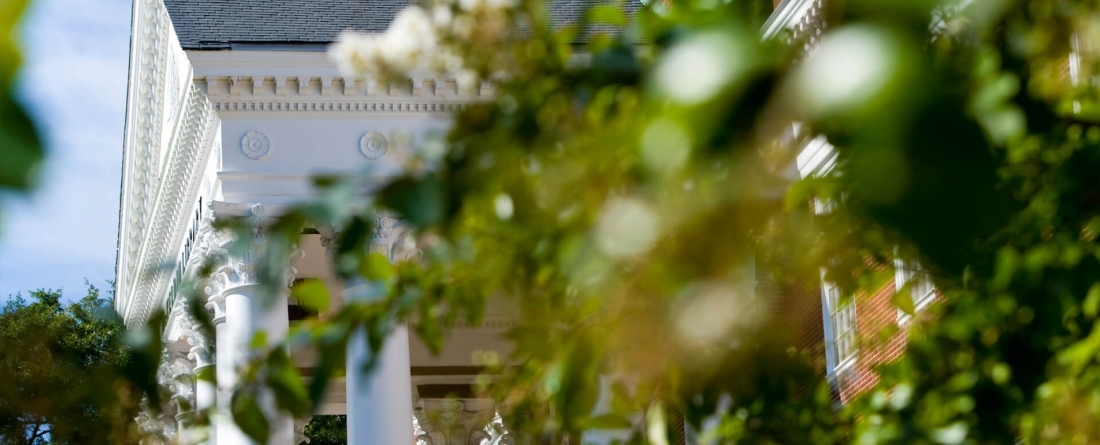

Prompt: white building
[{"left": 114, "top": 0, "right": 824, "bottom": 444}]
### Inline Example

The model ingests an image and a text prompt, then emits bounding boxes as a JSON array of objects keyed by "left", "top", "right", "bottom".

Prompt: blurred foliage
[
  {"left": 0, "top": 0, "right": 42, "bottom": 196},
  {"left": 145, "top": 0, "right": 1100, "bottom": 443},
  {"left": 0, "top": 285, "right": 142, "bottom": 444}
]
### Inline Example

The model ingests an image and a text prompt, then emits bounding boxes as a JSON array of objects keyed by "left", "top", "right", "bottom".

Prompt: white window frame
[
  {"left": 822, "top": 277, "right": 857, "bottom": 383},
  {"left": 893, "top": 258, "right": 936, "bottom": 324}
]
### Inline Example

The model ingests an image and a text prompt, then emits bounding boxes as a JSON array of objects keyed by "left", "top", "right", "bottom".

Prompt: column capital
[
  {"left": 158, "top": 350, "right": 197, "bottom": 415},
  {"left": 372, "top": 214, "right": 421, "bottom": 263},
  {"left": 414, "top": 399, "right": 501, "bottom": 445},
  {"left": 136, "top": 396, "right": 177, "bottom": 442},
  {"left": 205, "top": 293, "right": 228, "bottom": 325},
  {"left": 317, "top": 213, "right": 421, "bottom": 263},
  {"left": 201, "top": 202, "right": 303, "bottom": 297},
  {"left": 172, "top": 296, "right": 215, "bottom": 367}
]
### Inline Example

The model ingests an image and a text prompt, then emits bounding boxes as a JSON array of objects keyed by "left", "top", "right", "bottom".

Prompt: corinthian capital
[
  {"left": 157, "top": 350, "right": 196, "bottom": 414},
  {"left": 415, "top": 399, "right": 502, "bottom": 445},
  {"left": 373, "top": 214, "right": 421, "bottom": 263},
  {"left": 317, "top": 222, "right": 343, "bottom": 258},
  {"left": 201, "top": 202, "right": 303, "bottom": 296},
  {"left": 172, "top": 297, "right": 214, "bottom": 367}
]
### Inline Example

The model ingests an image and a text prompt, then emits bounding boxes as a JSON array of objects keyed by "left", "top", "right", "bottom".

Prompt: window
[
  {"left": 822, "top": 279, "right": 857, "bottom": 373},
  {"left": 894, "top": 259, "right": 935, "bottom": 322}
]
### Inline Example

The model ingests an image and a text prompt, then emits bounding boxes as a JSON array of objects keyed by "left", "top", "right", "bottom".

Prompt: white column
[
  {"left": 186, "top": 331, "right": 217, "bottom": 445},
  {"left": 212, "top": 282, "right": 294, "bottom": 445},
  {"left": 209, "top": 290, "right": 253, "bottom": 445},
  {"left": 195, "top": 365, "right": 217, "bottom": 444},
  {"left": 256, "top": 287, "right": 293, "bottom": 445},
  {"left": 343, "top": 283, "right": 414, "bottom": 445},
  {"left": 202, "top": 202, "right": 296, "bottom": 445}
]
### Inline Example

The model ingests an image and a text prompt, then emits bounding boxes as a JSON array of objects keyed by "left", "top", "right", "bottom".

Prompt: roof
[{"left": 163, "top": 0, "right": 643, "bottom": 50}]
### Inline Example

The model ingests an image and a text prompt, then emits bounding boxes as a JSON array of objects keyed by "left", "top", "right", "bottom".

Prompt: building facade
[{"left": 115, "top": 0, "right": 927, "bottom": 443}]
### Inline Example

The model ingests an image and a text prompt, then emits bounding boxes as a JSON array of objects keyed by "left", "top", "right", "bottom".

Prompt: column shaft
[
  {"left": 216, "top": 289, "right": 254, "bottom": 445},
  {"left": 217, "top": 284, "right": 295, "bottom": 445},
  {"left": 195, "top": 364, "right": 217, "bottom": 445},
  {"left": 256, "top": 289, "right": 293, "bottom": 445},
  {"left": 346, "top": 320, "right": 414, "bottom": 445}
]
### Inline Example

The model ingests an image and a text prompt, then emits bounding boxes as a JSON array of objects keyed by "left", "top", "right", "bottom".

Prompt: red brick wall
[
  {"left": 837, "top": 277, "right": 906, "bottom": 402},
  {"left": 834, "top": 273, "right": 944, "bottom": 403}
]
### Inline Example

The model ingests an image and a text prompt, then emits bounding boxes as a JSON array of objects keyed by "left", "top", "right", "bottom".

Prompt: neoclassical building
[{"left": 114, "top": 0, "right": 908, "bottom": 444}]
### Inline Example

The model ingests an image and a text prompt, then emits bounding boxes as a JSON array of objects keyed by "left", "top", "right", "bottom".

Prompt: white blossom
[{"left": 329, "top": 6, "right": 439, "bottom": 75}]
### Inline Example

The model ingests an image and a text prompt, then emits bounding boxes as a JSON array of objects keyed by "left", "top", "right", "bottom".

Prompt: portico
[{"left": 115, "top": 0, "right": 516, "bottom": 442}]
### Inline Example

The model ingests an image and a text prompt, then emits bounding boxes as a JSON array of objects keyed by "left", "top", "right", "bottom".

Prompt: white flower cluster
[{"left": 329, "top": 0, "right": 517, "bottom": 79}]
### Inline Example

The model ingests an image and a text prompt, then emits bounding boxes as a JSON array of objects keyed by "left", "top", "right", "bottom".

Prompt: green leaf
[
  {"left": 231, "top": 391, "right": 270, "bottom": 445},
  {"left": 579, "top": 413, "right": 633, "bottom": 430},
  {"left": 292, "top": 279, "right": 331, "bottom": 312},
  {"left": 1084, "top": 283, "right": 1100, "bottom": 319},
  {"left": 360, "top": 252, "right": 396, "bottom": 283},
  {"left": 251, "top": 331, "right": 269, "bottom": 349},
  {"left": 378, "top": 176, "right": 445, "bottom": 228},
  {"left": 195, "top": 364, "right": 217, "bottom": 384},
  {"left": 586, "top": 4, "right": 625, "bottom": 25},
  {"left": 892, "top": 285, "right": 916, "bottom": 316},
  {"left": 122, "top": 310, "right": 167, "bottom": 409},
  {"left": 0, "top": 0, "right": 42, "bottom": 193},
  {"left": 308, "top": 327, "right": 348, "bottom": 410},
  {"left": 266, "top": 350, "right": 311, "bottom": 416},
  {"left": 0, "top": 92, "right": 42, "bottom": 190}
]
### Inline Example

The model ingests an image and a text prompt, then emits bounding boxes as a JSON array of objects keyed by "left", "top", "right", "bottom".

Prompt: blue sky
[{"left": 0, "top": 0, "right": 131, "bottom": 299}]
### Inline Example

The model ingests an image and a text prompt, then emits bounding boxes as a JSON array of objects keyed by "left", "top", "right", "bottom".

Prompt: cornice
[
  {"left": 117, "top": 0, "right": 222, "bottom": 327},
  {"left": 133, "top": 85, "right": 221, "bottom": 326},
  {"left": 117, "top": 0, "right": 173, "bottom": 321}
]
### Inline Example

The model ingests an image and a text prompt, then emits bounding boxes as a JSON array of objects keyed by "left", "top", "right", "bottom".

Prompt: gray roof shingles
[{"left": 164, "top": 0, "right": 642, "bottom": 50}]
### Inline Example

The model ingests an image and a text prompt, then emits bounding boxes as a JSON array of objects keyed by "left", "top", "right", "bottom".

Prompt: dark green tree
[
  {"left": 0, "top": 284, "right": 142, "bottom": 445},
  {"left": 301, "top": 416, "right": 346, "bottom": 445}
]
